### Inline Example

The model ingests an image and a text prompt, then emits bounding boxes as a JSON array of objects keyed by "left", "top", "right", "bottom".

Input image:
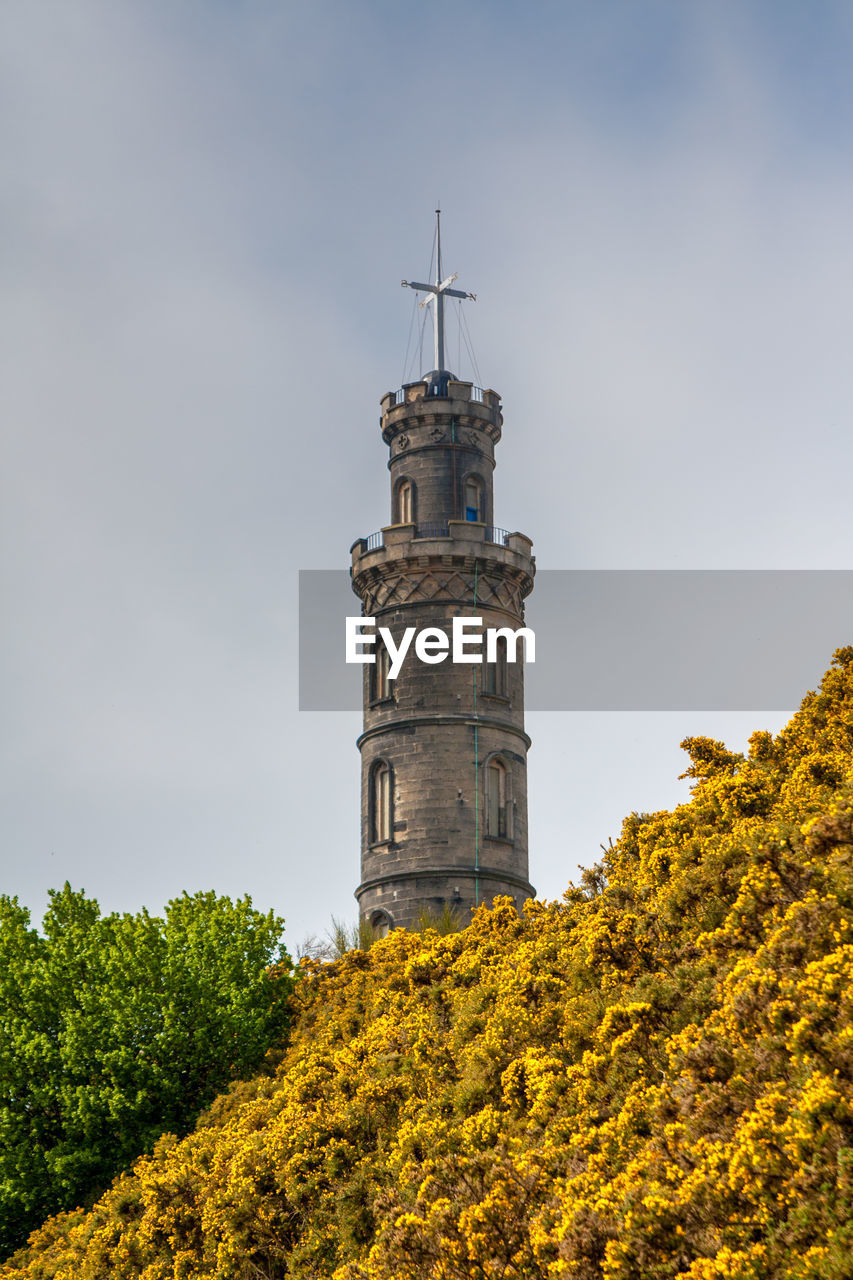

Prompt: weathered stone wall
[
  {"left": 383, "top": 380, "right": 501, "bottom": 530},
  {"left": 352, "top": 380, "right": 535, "bottom": 932}
]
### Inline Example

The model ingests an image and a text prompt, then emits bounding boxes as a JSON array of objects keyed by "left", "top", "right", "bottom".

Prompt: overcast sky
[{"left": 4, "top": 0, "right": 853, "bottom": 951}]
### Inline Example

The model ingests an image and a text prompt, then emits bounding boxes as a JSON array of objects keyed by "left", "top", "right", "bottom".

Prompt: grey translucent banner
[{"left": 298, "top": 569, "right": 853, "bottom": 711}]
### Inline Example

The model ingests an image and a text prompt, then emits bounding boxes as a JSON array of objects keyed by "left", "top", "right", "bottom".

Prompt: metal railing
[
  {"left": 485, "top": 526, "right": 512, "bottom": 546},
  {"left": 391, "top": 383, "right": 487, "bottom": 405},
  {"left": 359, "top": 524, "right": 516, "bottom": 552},
  {"left": 415, "top": 521, "right": 450, "bottom": 538}
]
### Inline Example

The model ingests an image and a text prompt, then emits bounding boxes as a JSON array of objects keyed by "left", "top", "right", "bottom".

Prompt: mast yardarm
[{"left": 401, "top": 209, "right": 476, "bottom": 374}]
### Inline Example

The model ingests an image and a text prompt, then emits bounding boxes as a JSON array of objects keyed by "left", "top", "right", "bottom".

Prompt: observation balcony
[{"left": 350, "top": 519, "right": 534, "bottom": 576}]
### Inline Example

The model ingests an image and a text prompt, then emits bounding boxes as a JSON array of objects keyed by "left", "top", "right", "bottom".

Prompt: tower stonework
[{"left": 350, "top": 372, "right": 536, "bottom": 932}]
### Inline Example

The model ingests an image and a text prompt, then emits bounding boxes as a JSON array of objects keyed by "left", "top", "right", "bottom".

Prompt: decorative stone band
[
  {"left": 352, "top": 562, "right": 534, "bottom": 619},
  {"left": 356, "top": 714, "right": 532, "bottom": 751},
  {"left": 391, "top": 436, "right": 496, "bottom": 463},
  {"left": 355, "top": 865, "right": 536, "bottom": 900}
]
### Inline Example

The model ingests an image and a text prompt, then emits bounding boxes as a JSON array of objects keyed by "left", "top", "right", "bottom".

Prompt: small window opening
[
  {"left": 371, "top": 643, "right": 392, "bottom": 702},
  {"left": 464, "top": 476, "right": 482, "bottom": 522},
  {"left": 483, "top": 636, "right": 507, "bottom": 697},
  {"left": 370, "top": 911, "right": 393, "bottom": 938},
  {"left": 371, "top": 760, "right": 392, "bottom": 844},
  {"left": 486, "top": 757, "right": 509, "bottom": 839},
  {"left": 398, "top": 479, "right": 414, "bottom": 525}
]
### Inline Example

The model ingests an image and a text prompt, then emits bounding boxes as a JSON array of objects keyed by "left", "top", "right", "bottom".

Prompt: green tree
[{"left": 0, "top": 885, "right": 292, "bottom": 1258}]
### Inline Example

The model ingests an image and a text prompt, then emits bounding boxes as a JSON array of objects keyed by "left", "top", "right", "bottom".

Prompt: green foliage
[
  {"left": 298, "top": 917, "right": 380, "bottom": 962},
  {"left": 413, "top": 902, "right": 464, "bottom": 934},
  {"left": 0, "top": 888, "right": 292, "bottom": 1258},
  {"left": 328, "top": 915, "right": 380, "bottom": 957},
  {"left": 4, "top": 649, "right": 853, "bottom": 1278}
]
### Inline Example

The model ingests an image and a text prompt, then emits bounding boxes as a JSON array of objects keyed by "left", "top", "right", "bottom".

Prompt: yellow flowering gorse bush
[{"left": 5, "top": 649, "right": 853, "bottom": 1279}]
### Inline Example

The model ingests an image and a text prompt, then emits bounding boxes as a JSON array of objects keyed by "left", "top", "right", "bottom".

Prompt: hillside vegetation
[
  {"left": 0, "top": 892, "right": 291, "bottom": 1258},
  {"left": 4, "top": 650, "right": 853, "bottom": 1279}
]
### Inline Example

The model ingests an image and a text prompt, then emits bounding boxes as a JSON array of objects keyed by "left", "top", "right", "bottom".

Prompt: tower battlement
[{"left": 380, "top": 379, "right": 502, "bottom": 445}]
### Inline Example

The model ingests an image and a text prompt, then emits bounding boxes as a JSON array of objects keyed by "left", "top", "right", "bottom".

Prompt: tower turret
[{"left": 350, "top": 219, "right": 535, "bottom": 932}]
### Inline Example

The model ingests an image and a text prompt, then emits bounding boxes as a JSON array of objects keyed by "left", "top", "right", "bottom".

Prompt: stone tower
[{"left": 350, "top": 217, "right": 535, "bottom": 932}]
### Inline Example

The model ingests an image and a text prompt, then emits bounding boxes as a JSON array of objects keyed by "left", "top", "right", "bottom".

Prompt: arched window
[
  {"left": 396, "top": 478, "right": 415, "bottom": 525},
  {"left": 485, "top": 756, "right": 510, "bottom": 840},
  {"left": 370, "top": 642, "right": 392, "bottom": 702},
  {"left": 370, "top": 909, "right": 394, "bottom": 938},
  {"left": 483, "top": 635, "right": 507, "bottom": 697},
  {"left": 370, "top": 759, "right": 393, "bottom": 844},
  {"left": 464, "top": 476, "right": 483, "bottom": 522}
]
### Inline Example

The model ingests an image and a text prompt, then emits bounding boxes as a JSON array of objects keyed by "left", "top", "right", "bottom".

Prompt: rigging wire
[
  {"left": 401, "top": 290, "right": 419, "bottom": 386},
  {"left": 459, "top": 303, "right": 483, "bottom": 387},
  {"left": 404, "top": 216, "right": 483, "bottom": 382},
  {"left": 416, "top": 293, "right": 430, "bottom": 377}
]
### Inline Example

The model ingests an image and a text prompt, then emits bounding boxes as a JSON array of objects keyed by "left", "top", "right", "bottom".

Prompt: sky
[{"left": 4, "top": 0, "right": 853, "bottom": 952}]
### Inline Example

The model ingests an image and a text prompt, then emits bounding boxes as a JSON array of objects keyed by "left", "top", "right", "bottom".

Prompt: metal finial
[{"left": 401, "top": 210, "right": 476, "bottom": 375}]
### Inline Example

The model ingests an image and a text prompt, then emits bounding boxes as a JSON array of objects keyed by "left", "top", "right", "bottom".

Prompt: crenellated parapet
[{"left": 380, "top": 379, "right": 502, "bottom": 446}]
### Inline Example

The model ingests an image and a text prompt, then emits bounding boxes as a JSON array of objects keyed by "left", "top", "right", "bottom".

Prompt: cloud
[{"left": 2, "top": 0, "right": 851, "bottom": 941}]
